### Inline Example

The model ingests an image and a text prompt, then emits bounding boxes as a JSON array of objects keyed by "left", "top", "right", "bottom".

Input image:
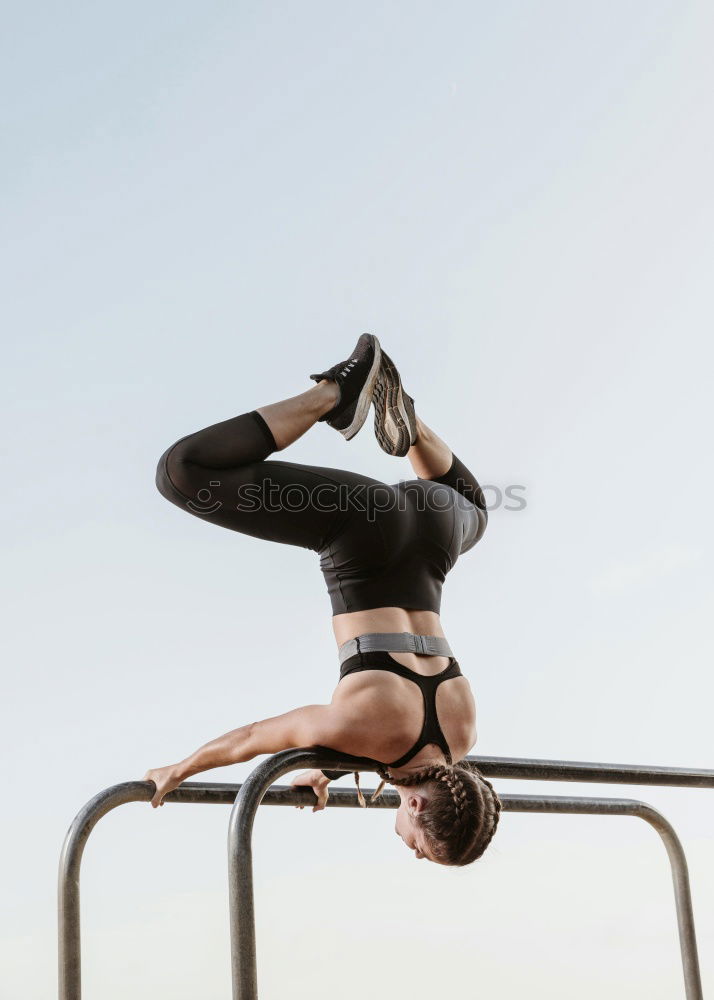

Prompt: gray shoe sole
[
  {"left": 339, "top": 334, "right": 383, "bottom": 440},
  {"left": 373, "top": 350, "right": 417, "bottom": 456}
]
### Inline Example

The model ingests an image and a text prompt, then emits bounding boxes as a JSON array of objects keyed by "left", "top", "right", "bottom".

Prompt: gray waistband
[{"left": 338, "top": 631, "right": 454, "bottom": 665}]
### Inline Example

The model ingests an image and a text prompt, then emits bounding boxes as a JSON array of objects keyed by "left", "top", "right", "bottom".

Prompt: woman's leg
[
  {"left": 255, "top": 381, "right": 339, "bottom": 450},
  {"left": 155, "top": 381, "right": 391, "bottom": 554},
  {"left": 165, "top": 380, "right": 338, "bottom": 471},
  {"left": 406, "top": 415, "right": 487, "bottom": 513},
  {"left": 406, "top": 415, "right": 453, "bottom": 480},
  {"left": 403, "top": 413, "right": 488, "bottom": 554}
]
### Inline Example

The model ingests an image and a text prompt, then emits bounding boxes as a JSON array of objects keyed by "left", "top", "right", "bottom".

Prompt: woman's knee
[{"left": 155, "top": 438, "right": 199, "bottom": 504}]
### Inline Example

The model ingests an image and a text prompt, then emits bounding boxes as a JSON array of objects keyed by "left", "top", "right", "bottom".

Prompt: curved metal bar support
[
  {"left": 634, "top": 802, "right": 702, "bottom": 1000},
  {"left": 503, "top": 794, "right": 702, "bottom": 1000},
  {"left": 59, "top": 782, "right": 151, "bottom": 1000},
  {"left": 227, "top": 755, "right": 704, "bottom": 1000},
  {"left": 58, "top": 780, "right": 250, "bottom": 1000},
  {"left": 226, "top": 749, "right": 369, "bottom": 1000}
]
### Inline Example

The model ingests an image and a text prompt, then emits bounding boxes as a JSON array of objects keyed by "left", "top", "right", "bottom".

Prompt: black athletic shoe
[
  {"left": 372, "top": 348, "right": 418, "bottom": 457},
  {"left": 309, "top": 333, "right": 383, "bottom": 440}
]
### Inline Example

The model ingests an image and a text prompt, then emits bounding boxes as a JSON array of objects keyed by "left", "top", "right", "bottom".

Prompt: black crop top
[
  {"left": 322, "top": 649, "right": 463, "bottom": 777},
  {"left": 317, "top": 454, "right": 484, "bottom": 616}
]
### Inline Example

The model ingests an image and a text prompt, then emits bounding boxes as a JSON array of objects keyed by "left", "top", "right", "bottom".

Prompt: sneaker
[
  {"left": 372, "top": 348, "right": 418, "bottom": 456},
  {"left": 309, "top": 333, "right": 383, "bottom": 440}
]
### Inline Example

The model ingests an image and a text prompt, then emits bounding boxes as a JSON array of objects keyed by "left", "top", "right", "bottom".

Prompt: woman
[{"left": 144, "top": 334, "right": 501, "bottom": 866}]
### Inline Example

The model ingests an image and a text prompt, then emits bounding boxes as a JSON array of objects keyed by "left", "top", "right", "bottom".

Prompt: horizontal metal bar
[
  {"left": 170, "top": 782, "right": 402, "bottom": 809},
  {"left": 471, "top": 755, "right": 714, "bottom": 787},
  {"left": 278, "top": 748, "right": 714, "bottom": 788}
]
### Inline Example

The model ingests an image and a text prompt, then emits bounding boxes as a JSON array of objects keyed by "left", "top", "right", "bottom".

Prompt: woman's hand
[
  {"left": 143, "top": 765, "right": 184, "bottom": 808},
  {"left": 290, "top": 769, "right": 331, "bottom": 812}
]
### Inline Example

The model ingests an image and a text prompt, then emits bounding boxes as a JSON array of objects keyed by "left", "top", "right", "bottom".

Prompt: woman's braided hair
[{"left": 364, "top": 759, "right": 501, "bottom": 867}]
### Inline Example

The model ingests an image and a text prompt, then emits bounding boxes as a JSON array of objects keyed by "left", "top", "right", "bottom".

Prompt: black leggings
[{"left": 155, "top": 409, "right": 486, "bottom": 615}]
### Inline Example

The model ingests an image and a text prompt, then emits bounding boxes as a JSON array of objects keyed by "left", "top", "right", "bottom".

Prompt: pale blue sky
[{"left": 2, "top": 2, "right": 713, "bottom": 997}]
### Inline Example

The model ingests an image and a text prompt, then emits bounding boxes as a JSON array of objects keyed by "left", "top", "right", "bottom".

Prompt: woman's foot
[
  {"left": 372, "top": 348, "right": 418, "bottom": 456},
  {"left": 308, "top": 333, "right": 383, "bottom": 440}
]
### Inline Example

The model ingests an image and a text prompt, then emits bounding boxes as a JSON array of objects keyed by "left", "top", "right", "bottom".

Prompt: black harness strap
[{"left": 339, "top": 651, "right": 462, "bottom": 768}]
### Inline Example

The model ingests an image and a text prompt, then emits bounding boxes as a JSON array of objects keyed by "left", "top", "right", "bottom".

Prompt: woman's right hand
[{"left": 290, "top": 769, "right": 330, "bottom": 812}]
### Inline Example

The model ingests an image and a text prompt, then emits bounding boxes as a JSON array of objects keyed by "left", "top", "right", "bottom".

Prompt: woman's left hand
[
  {"left": 291, "top": 769, "right": 330, "bottom": 811},
  {"left": 143, "top": 765, "right": 183, "bottom": 808}
]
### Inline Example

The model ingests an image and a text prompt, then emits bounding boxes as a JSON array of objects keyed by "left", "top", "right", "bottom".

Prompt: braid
[
  {"left": 468, "top": 767, "right": 502, "bottom": 856},
  {"left": 386, "top": 763, "right": 446, "bottom": 787},
  {"left": 443, "top": 767, "right": 468, "bottom": 824},
  {"left": 374, "top": 760, "right": 501, "bottom": 866}
]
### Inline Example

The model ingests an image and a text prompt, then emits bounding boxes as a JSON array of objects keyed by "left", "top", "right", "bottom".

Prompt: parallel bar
[
  {"left": 472, "top": 755, "right": 714, "bottom": 788},
  {"left": 58, "top": 776, "right": 385, "bottom": 999},
  {"left": 59, "top": 750, "right": 711, "bottom": 1000},
  {"left": 226, "top": 752, "right": 704, "bottom": 1000}
]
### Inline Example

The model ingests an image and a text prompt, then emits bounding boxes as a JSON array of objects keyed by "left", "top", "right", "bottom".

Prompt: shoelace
[{"left": 337, "top": 358, "right": 358, "bottom": 378}]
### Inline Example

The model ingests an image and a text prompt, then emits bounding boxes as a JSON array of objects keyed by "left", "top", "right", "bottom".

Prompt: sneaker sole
[
  {"left": 373, "top": 350, "right": 417, "bottom": 456},
  {"left": 339, "top": 334, "right": 383, "bottom": 440}
]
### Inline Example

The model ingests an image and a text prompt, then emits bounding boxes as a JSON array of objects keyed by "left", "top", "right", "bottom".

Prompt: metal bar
[
  {"left": 59, "top": 749, "right": 711, "bottom": 1000},
  {"left": 59, "top": 782, "right": 151, "bottom": 1000},
  {"left": 225, "top": 749, "right": 399, "bottom": 1000},
  {"left": 471, "top": 755, "right": 714, "bottom": 788},
  {"left": 227, "top": 752, "right": 704, "bottom": 1000},
  {"left": 58, "top": 780, "right": 242, "bottom": 1000},
  {"left": 227, "top": 750, "right": 324, "bottom": 1000},
  {"left": 497, "top": 794, "right": 702, "bottom": 1000}
]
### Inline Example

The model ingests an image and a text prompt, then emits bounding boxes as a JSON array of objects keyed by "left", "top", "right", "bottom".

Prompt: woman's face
[{"left": 394, "top": 792, "right": 434, "bottom": 861}]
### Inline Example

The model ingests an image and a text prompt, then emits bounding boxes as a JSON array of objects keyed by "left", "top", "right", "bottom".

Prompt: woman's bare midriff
[{"left": 331, "top": 606, "right": 451, "bottom": 676}]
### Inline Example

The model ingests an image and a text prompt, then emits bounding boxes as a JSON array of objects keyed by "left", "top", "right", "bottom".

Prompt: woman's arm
[{"left": 143, "top": 704, "right": 345, "bottom": 808}]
